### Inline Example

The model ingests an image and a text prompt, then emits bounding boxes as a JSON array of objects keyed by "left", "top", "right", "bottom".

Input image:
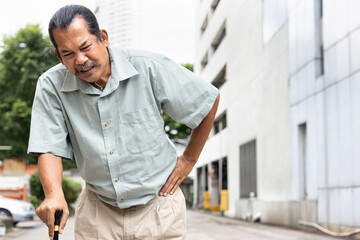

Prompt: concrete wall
[
  {"left": 289, "top": 0, "right": 360, "bottom": 227},
  {"left": 195, "top": 0, "right": 292, "bottom": 222}
]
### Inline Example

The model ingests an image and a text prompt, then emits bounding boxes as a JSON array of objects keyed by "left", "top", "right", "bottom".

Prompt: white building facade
[
  {"left": 95, "top": 0, "right": 196, "bottom": 64},
  {"left": 289, "top": 0, "right": 360, "bottom": 229},
  {"left": 195, "top": 0, "right": 360, "bottom": 230}
]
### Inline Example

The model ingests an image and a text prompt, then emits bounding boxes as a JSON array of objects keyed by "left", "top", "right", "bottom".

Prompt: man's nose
[{"left": 75, "top": 52, "right": 88, "bottom": 65}]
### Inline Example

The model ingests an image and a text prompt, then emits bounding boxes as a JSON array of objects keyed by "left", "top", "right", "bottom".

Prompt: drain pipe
[{"left": 298, "top": 221, "right": 360, "bottom": 237}]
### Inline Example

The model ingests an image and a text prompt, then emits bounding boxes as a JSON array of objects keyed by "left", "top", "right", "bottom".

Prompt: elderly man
[{"left": 28, "top": 5, "right": 219, "bottom": 240}]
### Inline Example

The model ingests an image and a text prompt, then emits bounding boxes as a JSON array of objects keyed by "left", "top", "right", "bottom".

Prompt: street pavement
[
  {"left": 186, "top": 210, "right": 346, "bottom": 240},
  {"left": 1, "top": 210, "right": 351, "bottom": 240}
]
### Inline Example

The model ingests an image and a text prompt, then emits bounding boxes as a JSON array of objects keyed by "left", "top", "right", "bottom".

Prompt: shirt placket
[{"left": 98, "top": 95, "right": 127, "bottom": 207}]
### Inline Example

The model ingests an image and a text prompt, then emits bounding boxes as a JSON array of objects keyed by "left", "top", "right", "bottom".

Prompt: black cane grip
[{"left": 54, "top": 209, "right": 63, "bottom": 240}]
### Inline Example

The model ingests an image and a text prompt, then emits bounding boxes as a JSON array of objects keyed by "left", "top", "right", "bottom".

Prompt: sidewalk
[
  {"left": 2, "top": 210, "right": 355, "bottom": 240},
  {"left": 186, "top": 210, "right": 352, "bottom": 240},
  {"left": 1, "top": 217, "right": 74, "bottom": 240}
]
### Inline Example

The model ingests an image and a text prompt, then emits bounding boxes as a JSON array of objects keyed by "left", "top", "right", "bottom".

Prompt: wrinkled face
[{"left": 52, "top": 17, "right": 111, "bottom": 83}]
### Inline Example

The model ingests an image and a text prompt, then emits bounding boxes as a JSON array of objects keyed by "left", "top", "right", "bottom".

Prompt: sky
[{"left": 0, "top": 0, "right": 196, "bottom": 63}]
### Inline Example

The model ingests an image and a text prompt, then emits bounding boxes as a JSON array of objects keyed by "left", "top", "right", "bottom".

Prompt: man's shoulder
[
  {"left": 37, "top": 63, "right": 69, "bottom": 90},
  {"left": 39, "top": 63, "right": 69, "bottom": 80},
  {"left": 116, "top": 47, "right": 165, "bottom": 64}
]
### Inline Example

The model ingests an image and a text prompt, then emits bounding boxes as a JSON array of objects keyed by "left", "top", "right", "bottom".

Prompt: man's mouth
[
  {"left": 76, "top": 62, "right": 99, "bottom": 74},
  {"left": 80, "top": 66, "right": 95, "bottom": 73}
]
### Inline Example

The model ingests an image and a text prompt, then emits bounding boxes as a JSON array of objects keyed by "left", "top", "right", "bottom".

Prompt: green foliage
[
  {"left": 62, "top": 177, "right": 82, "bottom": 205},
  {"left": 62, "top": 159, "right": 78, "bottom": 170},
  {"left": 29, "top": 172, "right": 82, "bottom": 212},
  {"left": 29, "top": 172, "right": 44, "bottom": 207},
  {"left": 181, "top": 63, "right": 193, "bottom": 72},
  {"left": 0, "top": 24, "right": 58, "bottom": 161},
  {"left": 163, "top": 113, "right": 192, "bottom": 139},
  {"left": 162, "top": 63, "right": 194, "bottom": 140}
]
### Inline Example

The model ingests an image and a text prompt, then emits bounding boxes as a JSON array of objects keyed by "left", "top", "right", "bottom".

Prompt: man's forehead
[
  {"left": 52, "top": 21, "right": 94, "bottom": 49},
  {"left": 58, "top": 38, "right": 92, "bottom": 53}
]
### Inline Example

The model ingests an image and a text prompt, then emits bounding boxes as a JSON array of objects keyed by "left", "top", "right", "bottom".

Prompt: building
[
  {"left": 95, "top": 0, "right": 195, "bottom": 64},
  {"left": 195, "top": 0, "right": 360, "bottom": 231},
  {"left": 289, "top": 0, "right": 360, "bottom": 230}
]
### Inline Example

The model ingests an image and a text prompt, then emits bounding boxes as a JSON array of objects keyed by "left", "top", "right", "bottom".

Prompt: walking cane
[{"left": 54, "top": 209, "right": 63, "bottom": 240}]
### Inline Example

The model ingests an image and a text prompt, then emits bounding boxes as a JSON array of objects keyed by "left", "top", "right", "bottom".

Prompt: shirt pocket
[{"left": 120, "top": 104, "right": 164, "bottom": 154}]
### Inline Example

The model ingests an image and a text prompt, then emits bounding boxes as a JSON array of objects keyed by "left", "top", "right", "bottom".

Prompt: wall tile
[
  {"left": 303, "top": 0, "right": 316, "bottom": 63},
  {"left": 326, "top": 85, "right": 339, "bottom": 188},
  {"left": 318, "top": 189, "right": 328, "bottom": 223},
  {"left": 291, "top": 106, "right": 300, "bottom": 200},
  {"left": 339, "top": 188, "right": 353, "bottom": 226},
  {"left": 329, "top": 189, "right": 340, "bottom": 225},
  {"left": 350, "top": 72, "right": 360, "bottom": 186},
  {"left": 335, "top": 38, "right": 350, "bottom": 80},
  {"left": 315, "top": 92, "right": 326, "bottom": 189},
  {"left": 349, "top": 0, "right": 360, "bottom": 31},
  {"left": 290, "top": 75, "right": 298, "bottom": 104},
  {"left": 349, "top": 29, "right": 360, "bottom": 74},
  {"left": 354, "top": 188, "right": 360, "bottom": 226},
  {"left": 297, "top": 67, "right": 307, "bottom": 101},
  {"left": 335, "top": 0, "right": 349, "bottom": 42},
  {"left": 306, "top": 62, "right": 316, "bottom": 97},
  {"left": 324, "top": 46, "right": 337, "bottom": 86},
  {"left": 323, "top": 0, "right": 337, "bottom": 49},
  {"left": 337, "top": 79, "right": 352, "bottom": 187},
  {"left": 306, "top": 97, "right": 318, "bottom": 199},
  {"left": 289, "top": 10, "right": 298, "bottom": 75}
]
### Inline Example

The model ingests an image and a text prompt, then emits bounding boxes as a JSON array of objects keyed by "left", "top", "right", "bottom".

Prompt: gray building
[
  {"left": 195, "top": 0, "right": 360, "bottom": 231},
  {"left": 95, "top": 0, "right": 196, "bottom": 64}
]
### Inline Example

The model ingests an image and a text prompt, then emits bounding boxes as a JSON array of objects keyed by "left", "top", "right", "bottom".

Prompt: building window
[
  {"left": 240, "top": 139, "right": 257, "bottom": 198},
  {"left": 211, "top": 0, "right": 220, "bottom": 12},
  {"left": 298, "top": 123, "right": 308, "bottom": 199},
  {"left": 221, "top": 157, "right": 228, "bottom": 190},
  {"left": 315, "top": 0, "right": 324, "bottom": 77},
  {"left": 201, "top": 52, "right": 208, "bottom": 70},
  {"left": 212, "top": 65, "right": 226, "bottom": 89},
  {"left": 211, "top": 21, "right": 226, "bottom": 53},
  {"left": 201, "top": 15, "right": 208, "bottom": 35},
  {"left": 262, "top": 0, "right": 288, "bottom": 44},
  {"left": 213, "top": 111, "right": 227, "bottom": 134}
]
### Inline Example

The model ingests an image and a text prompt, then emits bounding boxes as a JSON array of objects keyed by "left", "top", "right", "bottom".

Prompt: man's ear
[
  {"left": 54, "top": 50, "right": 63, "bottom": 64},
  {"left": 100, "top": 29, "right": 110, "bottom": 47}
]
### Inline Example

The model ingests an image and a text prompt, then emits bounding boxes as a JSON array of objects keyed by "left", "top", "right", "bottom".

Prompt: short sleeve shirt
[{"left": 28, "top": 47, "right": 219, "bottom": 208}]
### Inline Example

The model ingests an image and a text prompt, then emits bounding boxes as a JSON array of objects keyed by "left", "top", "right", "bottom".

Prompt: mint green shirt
[{"left": 28, "top": 46, "right": 218, "bottom": 208}]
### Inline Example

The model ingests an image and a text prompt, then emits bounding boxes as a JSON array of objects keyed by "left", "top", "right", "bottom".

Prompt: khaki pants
[{"left": 74, "top": 187, "right": 187, "bottom": 240}]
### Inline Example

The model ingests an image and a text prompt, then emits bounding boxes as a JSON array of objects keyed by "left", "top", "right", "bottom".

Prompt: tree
[
  {"left": 162, "top": 63, "right": 193, "bottom": 140},
  {"left": 0, "top": 24, "right": 58, "bottom": 164}
]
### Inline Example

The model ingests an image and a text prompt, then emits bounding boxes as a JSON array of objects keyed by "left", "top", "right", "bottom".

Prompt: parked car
[{"left": 0, "top": 196, "right": 35, "bottom": 225}]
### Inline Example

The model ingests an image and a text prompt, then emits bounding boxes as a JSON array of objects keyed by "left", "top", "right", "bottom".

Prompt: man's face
[{"left": 52, "top": 17, "right": 111, "bottom": 83}]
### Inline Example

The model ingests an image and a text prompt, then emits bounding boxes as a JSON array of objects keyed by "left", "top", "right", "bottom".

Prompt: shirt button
[
  {"left": 105, "top": 122, "right": 109, "bottom": 127},
  {"left": 109, "top": 150, "right": 114, "bottom": 155},
  {"left": 120, "top": 199, "right": 124, "bottom": 203},
  {"left": 114, "top": 178, "right": 119, "bottom": 182}
]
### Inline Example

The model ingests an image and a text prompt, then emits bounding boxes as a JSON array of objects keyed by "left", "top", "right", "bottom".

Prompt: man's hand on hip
[
  {"left": 159, "top": 155, "right": 195, "bottom": 197},
  {"left": 36, "top": 195, "right": 69, "bottom": 240}
]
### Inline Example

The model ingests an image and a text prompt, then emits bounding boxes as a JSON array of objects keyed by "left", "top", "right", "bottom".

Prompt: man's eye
[
  {"left": 63, "top": 53, "right": 73, "bottom": 57},
  {"left": 82, "top": 45, "right": 91, "bottom": 50}
]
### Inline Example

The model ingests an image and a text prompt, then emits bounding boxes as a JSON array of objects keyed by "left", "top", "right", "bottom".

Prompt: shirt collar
[{"left": 61, "top": 46, "right": 139, "bottom": 94}]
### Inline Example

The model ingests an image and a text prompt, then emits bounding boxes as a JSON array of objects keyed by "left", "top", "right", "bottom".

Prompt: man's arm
[
  {"left": 36, "top": 153, "right": 69, "bottom": 240},
  {"left": 159, "top": 93, "right": 220, "bottom": 197}
]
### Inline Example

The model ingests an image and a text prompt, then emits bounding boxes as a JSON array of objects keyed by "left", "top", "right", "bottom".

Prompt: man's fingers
[
  {"left": 160, "top": 170, "right": 183, "bottom": 196},
  {"left": 46, "top": 209, "right": 55, "bottom": 239},
  {"left": 59, "top": 210, "right": 69, "bottom": 234},
  {"left": 47, "top": 222, "right": 54, "bottom": 240},
  {"left": 170, "top": 176, "right": 184, "bottom": 195},
  {"left": 160, "top": 172, "right": 177, "bottom": 196}
]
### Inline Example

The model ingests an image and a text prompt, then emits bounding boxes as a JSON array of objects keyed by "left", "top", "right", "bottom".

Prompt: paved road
[
  {"left": 1, "top": 217, "right": 75, "bottom": 240},
  {"left": 1, "top": 210, "right": 350, "bottom": 240},
  {"left": 187, "top": 211, "right": 346, "bottom": 240}
]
